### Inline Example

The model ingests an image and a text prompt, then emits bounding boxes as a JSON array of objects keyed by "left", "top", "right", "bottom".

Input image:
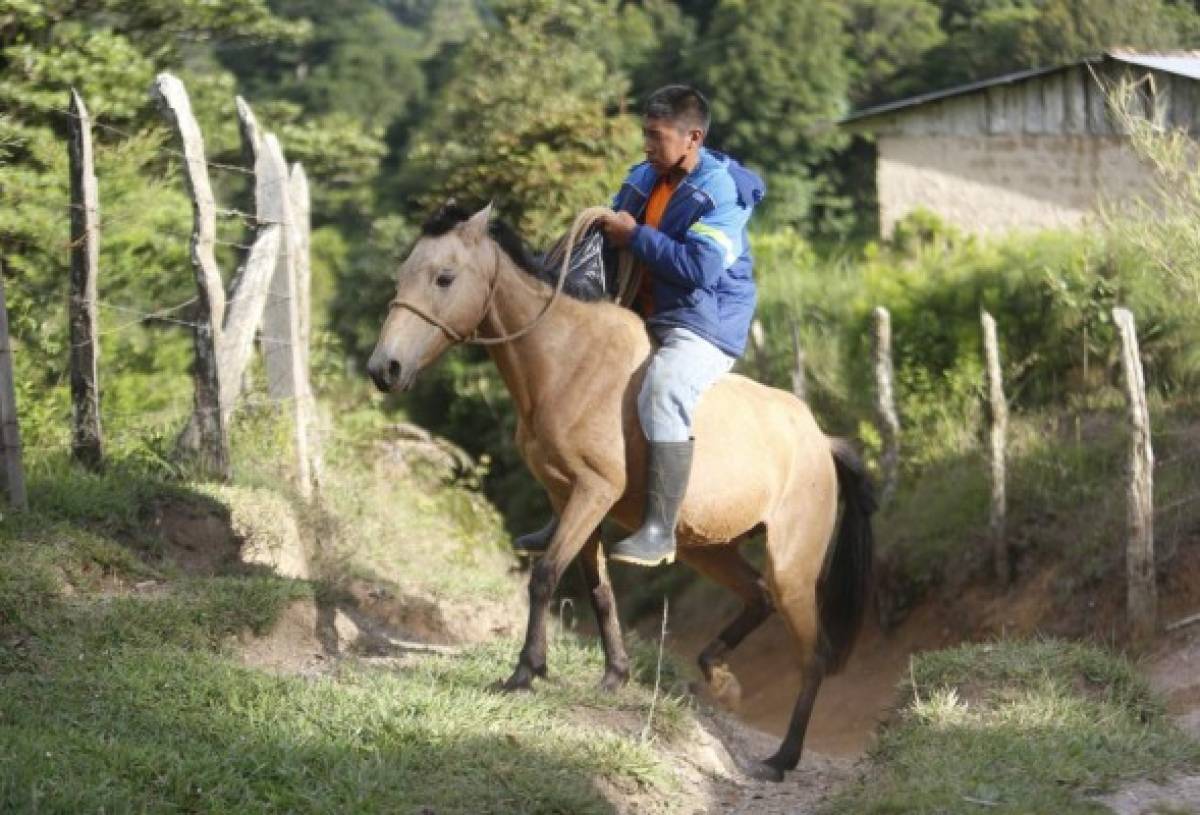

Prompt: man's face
[{"left": 642, "top": 117, "right": 702, "bottom": 175}]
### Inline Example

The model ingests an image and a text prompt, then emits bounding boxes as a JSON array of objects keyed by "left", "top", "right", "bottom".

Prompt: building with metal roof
[{"left": 842, "top": 51, "right": 1200, "bottom": 237}]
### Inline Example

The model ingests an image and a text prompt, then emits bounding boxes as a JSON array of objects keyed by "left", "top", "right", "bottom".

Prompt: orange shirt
[{"left": 635, "top": 177, "right": 678, "bottom": 318}]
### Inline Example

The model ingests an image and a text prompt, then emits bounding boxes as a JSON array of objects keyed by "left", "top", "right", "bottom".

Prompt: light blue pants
[{"left": 638, "top": 326, "right": 736, "bottom": 442}]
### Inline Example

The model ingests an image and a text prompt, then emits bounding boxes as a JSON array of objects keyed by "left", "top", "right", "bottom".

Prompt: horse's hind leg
[
  {"left": 755, "top": 441, "right": 874, "bottom": 782},
  {"left": 754, "top": 574, "right": 826, "bottom": 783},
  {"left": 578, "top": 537, "right": 630, "bottom": 692},
  {"left": 677, "top": 541, "right": 774, "bottom": 683}
]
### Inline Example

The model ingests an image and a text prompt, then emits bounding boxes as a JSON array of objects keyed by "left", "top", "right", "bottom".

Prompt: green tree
[
  {"left": 599, "top": 0, "right": 699, "bottom": 102},
  {"left": 916, "top": 0, "right": 1200, "bottom": 91},
  {"left": 394, "top": 0, "right": 639, "bottom": 245},
  {"left": 692, "top": 0, "right": 852, "bottom": 229},
  {"left": 1031, "top": 0, "right": 1197, "bottom": 60},
  {"left": 219, "top": 0, "right": 425, "bottom": 130},
  {"left": 844, "top": 0, "right": 945, "bottom": 105}
]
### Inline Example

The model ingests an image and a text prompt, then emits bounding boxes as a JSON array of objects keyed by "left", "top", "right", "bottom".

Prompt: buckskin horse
[{"left": 367, "top": 203, "right": 874, "bottom": 781}]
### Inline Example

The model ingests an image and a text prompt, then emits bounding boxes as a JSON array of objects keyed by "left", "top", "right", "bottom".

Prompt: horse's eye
[{"left": 435, "top": 271, "right": 456, "bottom": 289}]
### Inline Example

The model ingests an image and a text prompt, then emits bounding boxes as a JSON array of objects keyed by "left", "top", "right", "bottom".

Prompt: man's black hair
[{"left": 643, "top": 85, "right": 711, "bottom": 136}]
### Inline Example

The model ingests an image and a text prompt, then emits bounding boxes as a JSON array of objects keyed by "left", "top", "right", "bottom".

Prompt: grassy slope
[
  {"left": 870, "top": 398, "right": 1200, "bottom": 631},
  {"left": 0, "top": 413, "right": 696, "bottom": 814},
  {"left": 827, "top": 640, "right": 1200, "bottom": 814}
]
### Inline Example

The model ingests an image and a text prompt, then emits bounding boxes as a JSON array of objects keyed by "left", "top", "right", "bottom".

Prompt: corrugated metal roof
[
  {"left": 841, "top": 51, "right": 1200, "bottom": 126},
  {"left": 1108, "top": 49, "right": 1200, "bottom": 80}
]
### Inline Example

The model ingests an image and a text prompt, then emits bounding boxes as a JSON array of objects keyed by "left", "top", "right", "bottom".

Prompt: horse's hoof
[
  {"left": 598, "top": 669, "right": 629, "bottom": 693},
  {"left": 493, "top": 677, "right": 532, "bottom": 693},
  {"left": 746, "top": 761, "right": 785, "bottom": 783},
  {"left": 493, "top": 667, "right": 537, "bottom": 693},
  {"left": 706, "top": 663, "right": 743, "bottom": 711}
]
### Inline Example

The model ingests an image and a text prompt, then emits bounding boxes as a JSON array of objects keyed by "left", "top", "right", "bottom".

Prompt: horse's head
[{"left": 367, "top": 203, "right": 496, "bottom": 392}]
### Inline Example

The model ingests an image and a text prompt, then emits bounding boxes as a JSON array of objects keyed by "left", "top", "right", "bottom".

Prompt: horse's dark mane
[{"left": 420, "top": 203, "right": 607, "bottom": 302}]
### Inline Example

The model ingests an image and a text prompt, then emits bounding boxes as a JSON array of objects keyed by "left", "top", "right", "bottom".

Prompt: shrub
[{"left": 752, "top": 210, "right": 1197, "bottom": 469}]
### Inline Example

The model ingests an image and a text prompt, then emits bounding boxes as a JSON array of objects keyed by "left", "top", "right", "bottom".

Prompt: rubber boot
[
  {"left": 608, "top": 440, "right": 694, "bottom": 567},
  {"left": 511, "top": 516, "right": 558, "bottom": 557}
]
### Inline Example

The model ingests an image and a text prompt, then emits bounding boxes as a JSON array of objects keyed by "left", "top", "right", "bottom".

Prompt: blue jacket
[{"left": 612, "top": 147, "right": 765, "bottom": 357}]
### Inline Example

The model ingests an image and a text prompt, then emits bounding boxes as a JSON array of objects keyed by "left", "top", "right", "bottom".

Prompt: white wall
[{"left": 877, "top": 134, "right": 1157, "bottom": 237}]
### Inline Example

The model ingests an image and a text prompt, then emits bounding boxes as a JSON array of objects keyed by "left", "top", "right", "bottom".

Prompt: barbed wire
[
  {"left": 7, "top": 98, "right": 257, "bottom": 179},
  {"left": 2, "top": 276, "right": 305, "bottom": 353},
  {"left": 3, "top": 187, "right": 291, "bottom": 230},
  {"left": 95, "top": 390, "right": 311, "bottom": 424},
  {"left": 3, "top": 98, "right": 304, "bottom": 242},
  {"left": 0, "top": 194, "right": 292, "bottom": 259}
]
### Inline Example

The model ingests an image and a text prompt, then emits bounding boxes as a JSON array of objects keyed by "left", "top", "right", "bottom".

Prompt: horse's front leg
[{"left": 501, "top": 478, "right": 616, "bottom": 691}]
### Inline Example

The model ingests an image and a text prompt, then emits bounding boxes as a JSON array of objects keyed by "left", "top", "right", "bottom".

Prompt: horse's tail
[{"left": 818, "top": 437, "right": 877, "bottom": 675}]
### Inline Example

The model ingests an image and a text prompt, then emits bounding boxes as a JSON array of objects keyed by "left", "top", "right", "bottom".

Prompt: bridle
[{"left": 387, "top": 207, "right": 620, "bottom": 347}]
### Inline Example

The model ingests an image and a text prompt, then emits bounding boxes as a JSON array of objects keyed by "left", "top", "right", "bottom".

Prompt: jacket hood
[{"left": 703, "top": 149, "right": 766, "bottom": 209}]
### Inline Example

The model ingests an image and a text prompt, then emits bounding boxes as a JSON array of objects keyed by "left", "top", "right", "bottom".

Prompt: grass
[
  {"left": 0, "top": 406, "right": 699, "bottom": 814},
  {"left": 293, "top": 398, "right": 519, "bottom": 606},
  {"left": 826, "top": 639, "right": 1200, "bottom": 814},
  {"left": 1, "top": 635, "right": 688, "bottom": 813}
]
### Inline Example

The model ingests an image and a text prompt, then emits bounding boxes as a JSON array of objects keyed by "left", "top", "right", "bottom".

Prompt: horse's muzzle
[{"left": 367, "top": 354, "right": 415, "bottom": 393}]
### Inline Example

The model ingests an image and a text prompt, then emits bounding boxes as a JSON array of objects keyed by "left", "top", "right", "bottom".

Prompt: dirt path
[
  {"left": 1148, "top": 624, "right": 1200, "bottom": 741},
  {"left": 1096, "top": 625, "right": 1200, "bottom": 814},
  {"left": 667, "top": 559, "right": 1200, "bottom": 814},
  {"left": 684, "top": 712, "right": 856, "bottom": 815},
  {"left": 668, "top": 578, "right": 955, "bottom": 759},
  {"left": 649, "top": 585, "right": 955, "bottom": 813}
]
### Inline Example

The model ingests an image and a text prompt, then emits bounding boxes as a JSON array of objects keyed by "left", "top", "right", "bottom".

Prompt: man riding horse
[
  {"left": 367, "top": 86, "right": 873, "bottom": 779},
  {"left": 514, "top": 84, "right": 766, "bottom": 567}
]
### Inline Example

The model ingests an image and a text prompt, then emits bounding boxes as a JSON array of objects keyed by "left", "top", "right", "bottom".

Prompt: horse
[{"left": 366, "top": 203, "right": 875, "bottom": 782}]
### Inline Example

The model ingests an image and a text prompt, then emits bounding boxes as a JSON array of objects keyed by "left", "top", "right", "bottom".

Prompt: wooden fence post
[
  {"left": 1112, "top": 307, "right": 1156, "bottom": 646},
  {"left": 67, "top": 88, "right": 103, "bottom": 470},
  {"left": 749, "top": 319, "right": 769, "bottom": 383},
  {"left": 0, "top": 264, "right": 28, "bottom": 510},
  {"left": 872, "top": 306, "right": 900, "bottom": 505},
  {"left": 259, "top": 134, "right": 312, "bottom": 498},
  {"left": 981, "top": 311, "right": 1009, "bottom": 584},
  {"left": 789, "top": 318, "right": 806, "bottom": 401},
  {"left": 218, "top": 95, "right": 281, "bottom": 418},
  {"left": 290, "top": 163, "right": 312, "bottom": 377},
  {"left": 289, "top": 162, "right": 322, "bottom": 493},
  {"left": 152, "top": 72, "right": 229, "bottom": 480}
]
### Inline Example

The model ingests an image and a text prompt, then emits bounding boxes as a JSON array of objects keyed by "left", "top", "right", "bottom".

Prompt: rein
[{"left": 388, "top": 206, "right": 632, "bottom": 347}]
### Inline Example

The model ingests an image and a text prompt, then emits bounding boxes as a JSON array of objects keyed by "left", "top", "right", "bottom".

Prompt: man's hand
[{"left": 600, "top": 211, "right": 638, "bottom": 248}]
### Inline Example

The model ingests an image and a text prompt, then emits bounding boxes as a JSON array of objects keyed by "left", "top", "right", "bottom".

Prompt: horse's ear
[{"left": 459, "top": 203, "right": 493, "bottom": 244}]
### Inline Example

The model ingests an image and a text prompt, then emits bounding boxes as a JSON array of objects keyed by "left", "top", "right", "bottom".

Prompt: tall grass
[{"left": 1102, "top": 71, "right": 1200, "bottom": 311}]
